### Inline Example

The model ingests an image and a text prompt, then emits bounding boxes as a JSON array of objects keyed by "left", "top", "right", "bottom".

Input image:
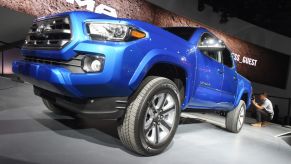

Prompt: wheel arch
[
  {"left": 233, "top": 74, "right": 252, "bottom": 110},
  {"left": 235, "top": 89, "right": 251, "bottom": 110},
  {"left": 240, "top": 92, "right": 249, "bottom": 107},
  {"left": 128, "top": 52, "right": 192, "bottom": 108}
]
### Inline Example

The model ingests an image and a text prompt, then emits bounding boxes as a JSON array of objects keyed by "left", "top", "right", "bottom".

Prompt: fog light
[
  {"left": 90, "top": 60, "right": 102, "bottom": 72},
  {"left": 81, "top": 55, "right": 105, "bottom": 73}
]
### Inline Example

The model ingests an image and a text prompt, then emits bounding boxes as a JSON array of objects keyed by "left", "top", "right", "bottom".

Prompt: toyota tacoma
[{"left": 12, "top": 11, "right": 252, "bottom": 156}]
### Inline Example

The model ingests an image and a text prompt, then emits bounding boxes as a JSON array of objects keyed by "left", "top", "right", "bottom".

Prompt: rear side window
[
  {"left": 198, "top": 33, "right": 233, "bottom": 67},
  {"left": 163, "top": 27, "right": 197, "bottom": 41},
  {"left": 202, "top": 50, "right": 220, "bottom": 62},
  {"left": 198, "top": 33, "right": 222, "bottom": 63},
  {"left": 222, "top": 48, "right": 233, "bottom": 68}
]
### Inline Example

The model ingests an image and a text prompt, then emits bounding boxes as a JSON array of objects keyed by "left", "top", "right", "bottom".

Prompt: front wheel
[
  {"left": 225, "top": 100, "right": 246, "bottom": 133},
  {"left": 118, "top": 76, "right": 181, "bottom": 156}
]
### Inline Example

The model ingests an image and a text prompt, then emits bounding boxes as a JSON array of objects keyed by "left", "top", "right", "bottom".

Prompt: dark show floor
[{"left": 0, "top": 77, "right": 291, "bottom": 164}]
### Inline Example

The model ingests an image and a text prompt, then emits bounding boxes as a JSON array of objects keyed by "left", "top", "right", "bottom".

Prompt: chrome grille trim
[{"left": 23, "top": 17, "right": 72, "bottom": 50}]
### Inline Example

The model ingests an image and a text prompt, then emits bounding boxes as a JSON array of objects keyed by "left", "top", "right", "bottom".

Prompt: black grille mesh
[{"left": 23, "top": 17, "right": 71, "bottom": 49}]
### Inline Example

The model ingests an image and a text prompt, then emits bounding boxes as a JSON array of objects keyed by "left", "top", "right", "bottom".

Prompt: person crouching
[{"left": 251, "top": 92, "right": 274, "bottom": 127}]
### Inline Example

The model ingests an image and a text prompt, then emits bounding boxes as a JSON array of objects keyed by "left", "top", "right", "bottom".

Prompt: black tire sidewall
[
  {"left": 136, "top": 79, "right": 181, "bottom": 155},
  {"left": 226, "top": 100, "right": 246, "bottom": 133}
]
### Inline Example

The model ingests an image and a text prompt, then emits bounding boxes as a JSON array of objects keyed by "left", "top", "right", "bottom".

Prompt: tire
[
  {"left": 42, "top": 99, "right": 76, "bottom": 117},
  {"left": 225, "top": 100, "right": 246, "bottom": 133},
  {"left": 118, "top": 76, "right": 181, "bottom": 156}
]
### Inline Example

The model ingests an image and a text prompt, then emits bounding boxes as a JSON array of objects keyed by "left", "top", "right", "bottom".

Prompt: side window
[
  {"left": 222, "top": 48, "right": 233, "bottom": 68},
  {"left": 203, "top": 50, "right": 220, "bottom": 61},
  {"left": 198, "top": 33, "right": 233, "bottom": 68},
  {"left": 198, "top": 33, "right": 223, "bottom": 63}
]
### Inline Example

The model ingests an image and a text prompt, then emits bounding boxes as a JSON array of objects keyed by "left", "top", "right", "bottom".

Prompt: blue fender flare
[
  {"left": 128, "top": 49, "right": 194, "bottom": 108},
  {"left": 234, "top": 77, "right": 252, "bottom": 109}
]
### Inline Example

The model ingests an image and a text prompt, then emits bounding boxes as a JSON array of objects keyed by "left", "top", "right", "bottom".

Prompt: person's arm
[{"left": 252, "top": 100, "right": 265, "bottom": 110}]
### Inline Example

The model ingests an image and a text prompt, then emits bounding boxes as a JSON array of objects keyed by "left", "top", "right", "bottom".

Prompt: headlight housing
[{"left": 86, "top": 23, "right": 145, "bottom": 41}]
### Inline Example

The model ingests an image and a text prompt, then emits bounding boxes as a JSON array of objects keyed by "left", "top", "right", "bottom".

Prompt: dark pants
[{"left": 256, "top": 109, "right": 272, "bottom": 122}]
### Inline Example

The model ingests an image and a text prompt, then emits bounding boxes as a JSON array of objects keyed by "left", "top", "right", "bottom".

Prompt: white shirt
[{"left": 262, "top": 98, "right": 274, "bottom": 116}]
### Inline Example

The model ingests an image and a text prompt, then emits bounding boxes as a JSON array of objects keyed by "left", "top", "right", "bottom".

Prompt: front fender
[{"left": 128, "top": 49, "right": 193, "bottom": 108}]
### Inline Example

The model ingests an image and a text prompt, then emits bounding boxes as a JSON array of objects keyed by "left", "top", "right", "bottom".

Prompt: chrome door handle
[{"left": 217, "top": 69, "right": 224, "bottom": 74}]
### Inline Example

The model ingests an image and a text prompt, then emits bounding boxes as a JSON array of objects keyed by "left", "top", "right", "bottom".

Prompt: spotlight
[
  {"left": 198, "top": 0, "right": 205, "bottom": 12},
  {"left": 219, "top": 12, "right": 228, "bottom": 24}
]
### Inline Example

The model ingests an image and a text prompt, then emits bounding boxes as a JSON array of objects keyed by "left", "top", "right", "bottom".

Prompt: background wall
[
  {"left": 147, "top": 0, "right": 291, "bottom": 55},
  {"left": 0, "top": 0, "right": 156, "bottom": 22},
  {"left": 2, "top": 48, "right": 22, "bottom": 74}
]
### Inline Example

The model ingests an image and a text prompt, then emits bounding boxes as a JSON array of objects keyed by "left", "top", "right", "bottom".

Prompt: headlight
[
  {"left": 81, "top": 55, "right": 105, "bottom": 73},
  {"left": 86, "top": 23, "right": 145, "bottom": 41}
]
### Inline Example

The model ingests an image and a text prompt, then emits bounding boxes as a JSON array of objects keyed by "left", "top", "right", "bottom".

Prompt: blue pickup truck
[{"left": 13, "top": 11, "right": 252, "bottom": 156}]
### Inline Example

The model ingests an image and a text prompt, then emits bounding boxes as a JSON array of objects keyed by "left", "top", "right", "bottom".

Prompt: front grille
[
  {"left": 23, "top": 17, "right": 71, "bottom": 49},
  {"left": 24, "top": 55, "right": 85, "bottom": 73}
]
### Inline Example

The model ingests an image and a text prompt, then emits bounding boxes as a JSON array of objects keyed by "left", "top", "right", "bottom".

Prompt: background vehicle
[{"left": 12, "top": 11, "right": 252, "bottom": 156}]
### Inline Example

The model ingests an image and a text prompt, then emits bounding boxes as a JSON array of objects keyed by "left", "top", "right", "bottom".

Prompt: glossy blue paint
[{"left": 12, "top": 11, "right": 252, "bottom": 111}]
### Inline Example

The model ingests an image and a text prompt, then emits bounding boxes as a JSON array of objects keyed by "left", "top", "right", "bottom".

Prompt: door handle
[
  {"left": 217, "top": 69, "right": 224, "bottom": 74},
  {"left": 233, "top": 76, "right": 237, "bottom": 80}
]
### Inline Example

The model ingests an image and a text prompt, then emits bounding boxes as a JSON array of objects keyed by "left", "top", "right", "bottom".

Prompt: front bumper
[
  {"left": 34, "top": 86, "right": 127, "bottom": 119},
  {"left": 12, "top": 59, "right": 132, "bottom": 98}
]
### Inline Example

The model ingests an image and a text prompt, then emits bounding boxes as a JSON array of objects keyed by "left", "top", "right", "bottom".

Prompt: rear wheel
[
  {"left": 118, "top": 76, "right": 181, "bottom": 156},
  {"left": 225, "top": 100, "right": 246, "bottom": 133}
]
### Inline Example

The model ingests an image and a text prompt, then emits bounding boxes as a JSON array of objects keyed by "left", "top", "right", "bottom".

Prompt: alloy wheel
[
  {"left": 237, "top": 106, "right": 245, "bottom": 130},
  {"left": 143, "top": 92, "right": 177, "bottom": 145}
]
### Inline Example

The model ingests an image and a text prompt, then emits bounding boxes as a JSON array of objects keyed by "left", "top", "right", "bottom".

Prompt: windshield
[{"left": 163, "top": 27, "right": 197, "bottom": 41}]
